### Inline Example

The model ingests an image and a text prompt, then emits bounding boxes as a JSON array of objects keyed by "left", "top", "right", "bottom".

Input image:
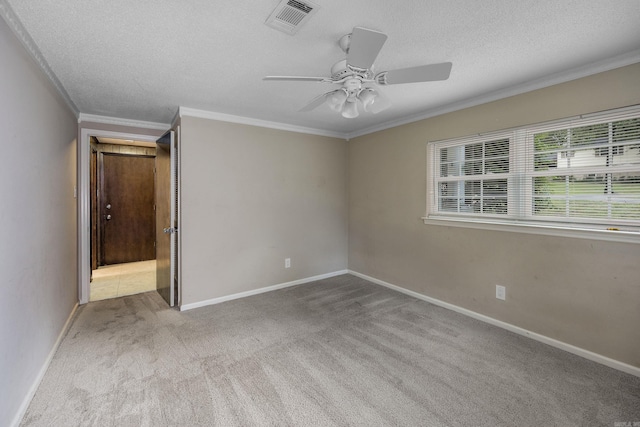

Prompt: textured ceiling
[{"left": 3, "top": 0, "right": 640, "bottom": 137}]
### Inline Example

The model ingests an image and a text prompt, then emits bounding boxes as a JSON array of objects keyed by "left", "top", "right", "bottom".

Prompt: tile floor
[{"left": 90, "top": 260, "right": 156, "bottom": 302}]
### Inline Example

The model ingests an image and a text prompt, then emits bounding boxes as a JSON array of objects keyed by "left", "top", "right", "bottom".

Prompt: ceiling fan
[{"left": 263, "top": 27, "right": 452, "bottom": 118}]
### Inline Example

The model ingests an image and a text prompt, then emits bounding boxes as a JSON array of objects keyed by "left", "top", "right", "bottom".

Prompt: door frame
[{"left": 78, "top": 127, "right": 164, "bottom": 304}]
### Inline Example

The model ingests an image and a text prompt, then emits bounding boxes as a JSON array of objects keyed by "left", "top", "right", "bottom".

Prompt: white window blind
[
  {"left": 434, "top": 134, "right": 511, "bottom": 216},
  {"left": 426, "top": 105, "right": 640, "bottom": 238}
]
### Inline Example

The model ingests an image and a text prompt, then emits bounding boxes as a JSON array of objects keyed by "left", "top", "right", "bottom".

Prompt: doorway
[
  {"left": 79, "top": 126, "right": 178, "bottom": 306},
  {"left": 89, "top": 137, "right": 157, "bottom": 301}
]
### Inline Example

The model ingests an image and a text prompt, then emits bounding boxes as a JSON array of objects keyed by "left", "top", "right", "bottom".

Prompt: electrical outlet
[
  {"left": 285, "top": 258, "right": 291, "bottom": 268},
  {"left": 496, "top": 285, "right": 506, "bottom": 301}
]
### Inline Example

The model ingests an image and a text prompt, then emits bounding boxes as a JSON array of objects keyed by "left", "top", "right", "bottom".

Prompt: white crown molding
[
  {"left": 347, "top": 50, "right": 640, "bottom": 140},
  {"left": 0, "top": 1, "right": 79, "bottom": 118},
  {"left": 179, "top": 106, "right": 348, "bottom": 140},
  {"left": 78, "top": 113, "right": 170, "bottom": 131},
  {"left": 348, "top": 270, "right": 640, "bottom": 378}
]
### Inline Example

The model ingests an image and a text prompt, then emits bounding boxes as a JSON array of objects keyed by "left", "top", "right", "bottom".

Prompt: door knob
[
  {"left": 106, "top": 204, "right": 111, "bottom": 210},
  {"left": 106, "top": 214, "right": 112, "bottom": 220}
]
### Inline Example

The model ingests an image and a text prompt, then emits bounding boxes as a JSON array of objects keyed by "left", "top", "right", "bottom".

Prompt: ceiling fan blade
[
  {"left": 299, "top": 91, "right": 334, "bottom": 112},
  {"left": 377, "top": 62, "right": 452, "bottom": 85},
  {"left": 347, "top": 27, "right": 388, "bottom": 70},
  {"left": 263, "top": 76, "right": 329, "bottom": 82}
]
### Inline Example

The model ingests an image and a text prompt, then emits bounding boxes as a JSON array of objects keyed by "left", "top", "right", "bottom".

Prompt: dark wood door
[{"left": 100, "top": 153, "right": 156, "bottom": 265}]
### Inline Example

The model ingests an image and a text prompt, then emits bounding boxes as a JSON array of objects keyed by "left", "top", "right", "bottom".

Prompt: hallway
[{"left": 90, "top": 260, "right": 156, "bottom": 301}]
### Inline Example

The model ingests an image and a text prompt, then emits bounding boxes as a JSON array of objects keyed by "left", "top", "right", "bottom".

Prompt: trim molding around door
[{"left": 78, "top": 127, "right": 166, "bottom": 304}]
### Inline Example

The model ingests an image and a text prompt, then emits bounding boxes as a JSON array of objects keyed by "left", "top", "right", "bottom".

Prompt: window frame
[{"left": 424, "top": 105, "right": 640, "bottom": 244}]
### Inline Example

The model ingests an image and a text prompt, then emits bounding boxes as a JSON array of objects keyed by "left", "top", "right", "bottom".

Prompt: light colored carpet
[{"left": 21, "top": 274, "right": 640, "bottom": 426}]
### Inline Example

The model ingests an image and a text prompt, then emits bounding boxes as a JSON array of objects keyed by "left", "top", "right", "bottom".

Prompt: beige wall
[
  {"left": 0, "top": 17, "right": 78, "bottom": 426},
  {"left": 349, "top": 63, "right": 640, "bottom": 368},
  {"left": 180, "top": 117, "right": 348, "bottom": 305}
]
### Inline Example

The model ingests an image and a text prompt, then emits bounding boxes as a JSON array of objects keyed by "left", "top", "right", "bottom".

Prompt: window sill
[{"left": 422, "top": 215, "right": 640, "bottom": 244}]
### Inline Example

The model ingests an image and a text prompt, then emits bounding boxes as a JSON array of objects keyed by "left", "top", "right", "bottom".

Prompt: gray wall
[
  {"left": 348, "top": 63, "right": 640, "bottom": 368},
  {"left": 180, "top": 116, "right": 348, "bottom": 305},
  {"left": 0, "top": 17, "right": 78, "bottom": 426}
]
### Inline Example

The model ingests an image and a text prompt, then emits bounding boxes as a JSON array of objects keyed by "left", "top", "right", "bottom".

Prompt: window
[
  {"left": 437, "top": 136, "right": 510, "bottom": 215},
  {"left": 594, "top": 145, "right": 624, "bottom": 156},
  {"left": 426, "top": 106, "right": 640, "bottom": 240}
]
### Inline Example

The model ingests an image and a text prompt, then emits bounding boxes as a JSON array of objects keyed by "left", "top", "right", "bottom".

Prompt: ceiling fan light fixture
[
  {"left": 341, "top": 100, "right": 359, "bottom": 118},
  {"left": 327, "top": 89, "right": 347, "bottom": 112},
  {"left": 358, "top": 88, "right": 377, "bottom": 112}
]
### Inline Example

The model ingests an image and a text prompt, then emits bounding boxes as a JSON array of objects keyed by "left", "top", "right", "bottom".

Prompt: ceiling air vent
[{"left": 265, "top": 0, "right": 320, "bottom": 35}]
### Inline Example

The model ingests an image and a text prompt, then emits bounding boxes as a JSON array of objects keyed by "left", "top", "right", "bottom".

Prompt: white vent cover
[{"left": 265, "top": 0, "right": 319, "bottom": 35}]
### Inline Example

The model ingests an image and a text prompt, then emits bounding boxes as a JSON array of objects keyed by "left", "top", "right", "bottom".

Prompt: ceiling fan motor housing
[
  {"left": 345, "top": 78, "right": 372, "bottom": 104},
  {"left": 330, "top": 59, "right": 351, "bottom": 80},
  {"left": 331, "top": 59, "right": 374, "bottom": 81},
  {"left": 344, "top": 78, "right": 361, "bottom": 92}
]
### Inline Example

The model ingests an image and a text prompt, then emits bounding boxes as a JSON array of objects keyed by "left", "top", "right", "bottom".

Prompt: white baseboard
[
  {"left": 348, "top": 270, "right": 640, "bottom": 378},
  {"left": 179, "top": 270, "right": 349, "bottom": 311},
  {"left": 11, "top": 302, "right": 79, "bottom": 427}
]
